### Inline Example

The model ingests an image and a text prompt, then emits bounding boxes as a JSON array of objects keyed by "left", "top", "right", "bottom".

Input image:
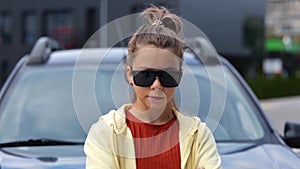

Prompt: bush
[{"left": 245, "top": 76, "right": 300, "bottom": 99}]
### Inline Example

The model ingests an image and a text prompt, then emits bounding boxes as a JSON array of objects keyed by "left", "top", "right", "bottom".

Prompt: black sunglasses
[{"left": 131, "top": 69, "right": 182, "bottom": 87}]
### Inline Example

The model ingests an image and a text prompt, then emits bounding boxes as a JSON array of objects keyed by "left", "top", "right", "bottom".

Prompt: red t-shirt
[{"left": 126, "top": 111, "right": 181, "bottom": 169}]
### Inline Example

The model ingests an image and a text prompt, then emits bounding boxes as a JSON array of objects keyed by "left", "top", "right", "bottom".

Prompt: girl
[{"left": 84, "top": 6, "right": 221, "bottom": 169}]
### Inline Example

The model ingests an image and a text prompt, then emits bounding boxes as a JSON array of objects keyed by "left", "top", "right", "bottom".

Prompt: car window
[
  {"left": 0, "top": 65, "right": 128, "bottom": 143},
  {"left": 0, "top": 66, "right": 87, "bottom": 143},
  {"left": 209, "top": 66, "right": 264, "bottom": 141},
  {"left": 0, "top": 61, "right": 265, "bottom": 144},
  {"left": 182, "top": 65, "right": 265, "bottom": 141}
]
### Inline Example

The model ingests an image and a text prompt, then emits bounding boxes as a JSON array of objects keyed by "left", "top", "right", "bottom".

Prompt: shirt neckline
[{"left": 125, "top": 110, "right": 177, "bottom": 129}]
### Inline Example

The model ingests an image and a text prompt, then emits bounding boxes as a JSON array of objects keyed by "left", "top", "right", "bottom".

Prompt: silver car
[{"left": 0, "top": 37, "right": 300, "bottom": 168}]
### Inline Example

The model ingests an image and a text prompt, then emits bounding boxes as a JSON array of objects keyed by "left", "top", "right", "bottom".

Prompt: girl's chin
[
  {"left": 148, "top": 101, "right": 167, "bottom": 111},
  {"left": 133, "top": 97, "right": 167, "bottom": 111}
]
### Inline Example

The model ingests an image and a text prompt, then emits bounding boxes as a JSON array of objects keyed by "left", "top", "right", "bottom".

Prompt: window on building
[
  {"left": 22, "top": 12, "right": 39, "bottom": 45},
  {"left": 86, "top": 8, "right": 97, "bottom": 39},
  {"left": 44, "top": 11, "right": 76, "bottom": 48},
  {"left": 243, "top": 16, "right": 264, "bottom": 55},
  {"left": 0, "top": 13, "right": 12, "bottom": 45}
]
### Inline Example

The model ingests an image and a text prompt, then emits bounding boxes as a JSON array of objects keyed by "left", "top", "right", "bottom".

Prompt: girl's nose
[{"left": 150, "top": 77, "right": 163, "bottom": 90}]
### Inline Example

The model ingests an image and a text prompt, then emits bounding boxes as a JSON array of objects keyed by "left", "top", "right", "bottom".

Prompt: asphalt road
[
  {"left": 260, "top": 95, "right": 300, "bottom": 136},
  {"left": 260, "top": 96, "right": 300, "bottom": 154}
]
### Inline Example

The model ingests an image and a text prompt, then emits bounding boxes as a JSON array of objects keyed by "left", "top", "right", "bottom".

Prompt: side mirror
[{"left": 284, "top": 121, "right": 300, "bottom": 148}]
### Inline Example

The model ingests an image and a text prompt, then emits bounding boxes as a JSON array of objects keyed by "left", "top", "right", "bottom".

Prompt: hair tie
[{"left": 152, "top": 19, "right": 164, "bottom": 26}]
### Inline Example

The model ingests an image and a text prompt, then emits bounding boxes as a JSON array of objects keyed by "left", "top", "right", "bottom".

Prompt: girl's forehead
[
  {"left": 135, "top": 46, "right": 173, "bottom": 55},
  {"left": 132, "top": 47, "right": 180, "bottom": 69}
]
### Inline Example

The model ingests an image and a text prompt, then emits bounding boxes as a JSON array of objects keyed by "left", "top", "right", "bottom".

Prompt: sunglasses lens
[
  {"left": 160, "top": 71, "right": 182, "bottom": 87},
  {"left": 132, "top": 70, "right": 182, "bottom": 87},
  {"left": 133, "top": 71, "right": 155, "bottom": 87}
]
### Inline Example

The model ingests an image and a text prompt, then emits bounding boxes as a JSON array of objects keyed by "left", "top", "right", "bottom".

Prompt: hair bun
[
  {"left": 161, "top": 17, "right": 181, "bottom": 34},
  {"left": 127, "top": 5, "right": 184, "bottom": 61},
  {"left": 141, "top": 6, "right": 182, "bottom": 35}
]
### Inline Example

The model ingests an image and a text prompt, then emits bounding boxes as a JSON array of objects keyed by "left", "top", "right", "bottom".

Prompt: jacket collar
[
  {"left": 112, "top": 104, "right": 199, "bottom": 137},
  {"left": 109, "top": 104, "right": 200, "bottom": 167}
]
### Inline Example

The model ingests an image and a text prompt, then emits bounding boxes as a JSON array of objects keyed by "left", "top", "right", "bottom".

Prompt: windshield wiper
[{"left": 0, "top": 138, "right": 83, "bottom": 148}]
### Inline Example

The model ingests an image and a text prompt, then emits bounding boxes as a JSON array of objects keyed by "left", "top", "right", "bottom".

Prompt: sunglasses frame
[{"left": 130, "top": 69, "right": 182, "bottom": 87}]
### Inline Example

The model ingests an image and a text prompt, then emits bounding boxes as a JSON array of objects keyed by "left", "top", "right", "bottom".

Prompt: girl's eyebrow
[
  {"left": 134, "top": 66, "right": 179, "bottom": 71},
  {"left": 163, "top": 67, "right": 179, "bottom": 71}
]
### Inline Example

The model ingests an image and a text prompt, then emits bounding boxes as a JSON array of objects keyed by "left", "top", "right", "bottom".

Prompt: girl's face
[{"left": 126, "top": 46, "right": 181, "bottom": 113}]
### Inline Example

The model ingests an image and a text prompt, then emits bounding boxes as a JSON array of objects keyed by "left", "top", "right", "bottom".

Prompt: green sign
[{"left": 266, "top": 38, "right": 298, "bottom": 54}]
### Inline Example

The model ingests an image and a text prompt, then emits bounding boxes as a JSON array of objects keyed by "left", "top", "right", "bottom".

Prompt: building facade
[
  {"left": 0, "top": 0, "right": 264, "bottom": 85},
  {"left": 0, "top": 0, "right": 101, "bottom": 83}
]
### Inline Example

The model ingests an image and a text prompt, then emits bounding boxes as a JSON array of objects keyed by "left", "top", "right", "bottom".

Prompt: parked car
[{"left": 0, "top": 36, "right": 300, "bottom": 168}]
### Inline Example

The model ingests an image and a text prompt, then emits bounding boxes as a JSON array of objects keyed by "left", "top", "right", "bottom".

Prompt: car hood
[
  {"left": 1, "top": 143, "right": 300, "bottom": 168},
  {"left": 218, "top": 143, "right": 300, "bottom": 169},
  {"left": 0, "top": 145, "right": 85, "bottom": 168}
]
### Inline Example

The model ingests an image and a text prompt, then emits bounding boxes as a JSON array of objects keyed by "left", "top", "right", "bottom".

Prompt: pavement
[
  {"left": 260, "top": 95, "right": 300, "bottom": 135},
  {"left": 260, "top": 95, "right": 300, "bottom": 154}
]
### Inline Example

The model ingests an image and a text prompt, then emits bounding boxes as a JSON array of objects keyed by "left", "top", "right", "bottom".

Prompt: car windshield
[{"left": 0, "top": 61, "right": 265, "bottom": 144}]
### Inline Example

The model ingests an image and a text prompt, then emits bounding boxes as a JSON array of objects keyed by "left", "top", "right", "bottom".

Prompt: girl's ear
[{"left": 126, "top": 65, "right": 134, "bottom": 85}]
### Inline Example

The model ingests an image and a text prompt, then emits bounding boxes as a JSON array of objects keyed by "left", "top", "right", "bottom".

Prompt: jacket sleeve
[
  {"left": 84, "top": 120, "right": 120, "bottom": 169},
  {"left": 193, "top": 123, "right": 221, "bottom": 169}
]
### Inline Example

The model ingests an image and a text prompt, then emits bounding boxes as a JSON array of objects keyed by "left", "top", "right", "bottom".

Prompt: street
[
  {"left": 260, "top": 95, "right": 300, "bottom": 154},
  {"left": 260, "top": 95, "right": 300, "bottom": 135}
]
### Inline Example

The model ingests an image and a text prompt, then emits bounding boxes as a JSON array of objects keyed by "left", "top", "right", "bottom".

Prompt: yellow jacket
[{"left": 84, "top": 104, "right": 221, "bottom": 169}]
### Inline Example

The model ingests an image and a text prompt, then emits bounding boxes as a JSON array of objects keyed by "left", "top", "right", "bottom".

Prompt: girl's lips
[{"left": 148, "top": 96, "right": 164, "bottom": 100}]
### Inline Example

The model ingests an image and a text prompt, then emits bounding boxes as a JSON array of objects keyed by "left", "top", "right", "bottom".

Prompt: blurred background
[
  {"left": 1, "top": 0, "right": 300, "bottom": 147},
  {"left": 0, "top": 0, "right": 299, "bottom": 99},
  {"left": 0, "top": 0, "right": 268, "bottom": 86}
]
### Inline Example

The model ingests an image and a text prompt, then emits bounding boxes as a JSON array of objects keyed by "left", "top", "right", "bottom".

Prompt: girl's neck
[{"left": 128, "top": 105, "right": 174, "bottom": 125}]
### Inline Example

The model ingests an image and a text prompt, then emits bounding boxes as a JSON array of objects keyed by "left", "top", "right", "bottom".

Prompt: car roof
[
  {"left": 44, "top": 47, "right": 208, "bottom": 67},
  {"left": 47, "top": 48, "right": 127, "bottom": 65},
  {"left": 26, "top": 37, "right": 222, "bottom": 67}
]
